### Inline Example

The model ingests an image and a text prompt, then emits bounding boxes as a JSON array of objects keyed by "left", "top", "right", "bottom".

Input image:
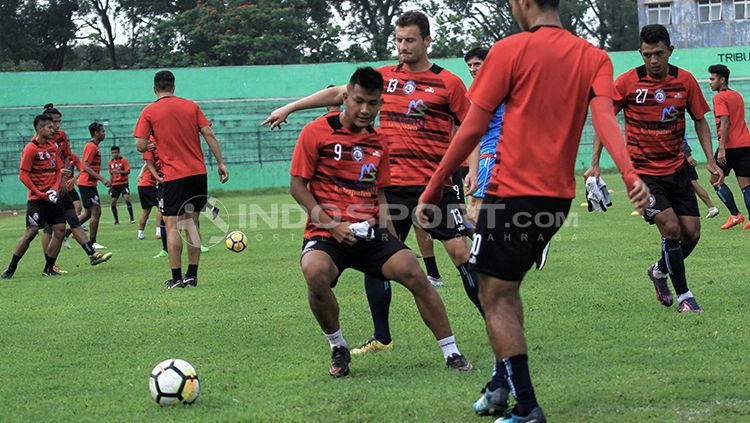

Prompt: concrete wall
[{"left": 638, "top": 0, "right": 750, "bottom": 48}]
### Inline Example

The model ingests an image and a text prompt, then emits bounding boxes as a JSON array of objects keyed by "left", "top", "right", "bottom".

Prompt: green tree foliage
[{"left": 572, "top": 0, "right": 639, "bottom": 51}]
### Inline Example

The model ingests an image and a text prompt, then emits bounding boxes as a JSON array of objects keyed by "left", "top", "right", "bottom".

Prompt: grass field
[{"left": 1, "top": 170, "right": 749, "bottom": 422}]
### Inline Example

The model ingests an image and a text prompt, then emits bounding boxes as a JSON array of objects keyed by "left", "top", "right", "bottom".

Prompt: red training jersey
[
  {"left": 133, "top": 96, "right": 210, "bottom": 182},
  {"left": 615, "top": 65, "right": 710, "bottom": 176},
  {"left": 109, "top": 157, "right": 130, "bottom": 185},
  {"left": 20, "top": 139, "right": 60, "bottom": 201},
  {"left": 468, "top": 26, "right": 617, "bottom": 199},
  {"left": 290, "top": 113, "right": 391, "bottom": 239},
  {"left": 712, "top": 89, "right": 750, "bottom": 149},
  {"left": 376, "top": 64, "right": 469, "bottom": 187},
  {"left": 51, "top": 129, "right": 72, "bottom": 162},
  {"left": 77, "top": 141, "right": 102, "bottom": 187},
  {"left": 65, "top": 153, "right": 82, "bottom": 192},
  {"left": 139, "top": 141, "right": 163, "bottom": 187}
]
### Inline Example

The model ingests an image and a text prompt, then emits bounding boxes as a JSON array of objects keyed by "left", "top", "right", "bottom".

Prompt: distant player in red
[
  {"left": 708, "top": 64, "right": 750, "bottom": 230},
  {"left": 134, "top": 70, "right": 229, "bottom": 289},
  {"left": 77, "top": 122, "right": 111, "bottom": 250},
  {"left": 66, "top": 152, "right": 83, "bottom": 216},
  {"left": 587, "top": 25, "right": 722, "bottom": 314},
  {"left": 290, "top": 67, "right": 472, "bottom": 378},
  {"left": 417, "top": 1, "right": 648, "bottom": 421},
  {"left": 108, "top": 146, "right": 135, "bottom": 225},
  {"left": 137, "top": 138, "right": 168, "bottom": 259},
  {"left": 264, "top": 11, "right": 483, "bottom": 357},
  {"left": 2, "top": 115, "right": 67, "bottom": 279}
]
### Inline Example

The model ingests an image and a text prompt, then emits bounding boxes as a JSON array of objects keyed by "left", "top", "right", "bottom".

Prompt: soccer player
[
  {"left": 108, "top": 146, "right": 135, "bottom": 225},
  {"left": 136, "top": 142, "right": 163, "bottom": 241},
  {"left": 587, "top": 25, "right": 722, "bottom": 314},
  {"left": 681, "top": 135, "right": 719, "bottom": 218},
  {"left": 416, "top": 1, "right": 649, "bottom": 421},
  {"left": 2, "top": 115, "right": 67, "bottom": 278},
  {"left": 263, "top": 10, "right": 484, "bottom": 356},
  {"left": 290, "top": 67, "right": 472, "bottom": 377},
  {"left": 708, "top": 64, "right": 750, "bottom": 230},
  {"left": 77, "top": 122, "right": 111, "bottom": 249},
  {"left": 66, "top": 152, "right": 83, "bottom": 216},
  {"left": 134, "top": 70, "right": 229, "bottom": 289}
]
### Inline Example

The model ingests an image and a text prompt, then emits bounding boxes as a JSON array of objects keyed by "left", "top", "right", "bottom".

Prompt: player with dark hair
[
  {"left": 77, "top": 122, "right": 111, "bottom": 250},
  {"left": 263, "top": 10, "right": 483, "bottom": 357},
  {"left": 417, "top": 0, "right": 649, "bottom": 421},
  {"left": 2, "top": 115, "right": 67, "bottom": 278},
  {"left": 587, "top": 24, "right": 722, "bottom": 314},
  {"left": 708, "top": 64, "right": 750, "bottom": 229},
  {"left": 108, "top": 146, "right": 135, "bottom": 225},
  {"left": 137, "top": 137, "right": 164, "bottom": 242},
  {"left": 135, "top": 70, "right": 229, "bottom": 289},
  {"left": 290, "top": 66, "right": 472, "bottom": 378}
]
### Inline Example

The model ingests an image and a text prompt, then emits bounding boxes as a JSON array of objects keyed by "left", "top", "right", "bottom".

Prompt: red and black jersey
[
  {"left": 615, "top": 65, "right": 710, "bottom": 176},
  {"left": 139, "top": 141, "right": 163, "bottom": 187},
  {"left": 290, "top": 113, "right": 391, "bottom": 239},
  {"left": 65, "top": 153, "right": 82, "bottom": 191},
  {"left": 77, "top": 141, "right": 102, "bottom": 187},
  {"left": 712, "top": 89, "right": 750, "bottom": 149},
  {"left": 51, "top": 129, "right": 71, "bottom": 162},
  {"left": 20, "top": 139, "right": 60, "bottom": 201},
  {"left": 375, "top": 64, "right": 469, "bottom": 187},
  {"left": 109, "top": 157, "right": 130, "bottom": 185}
]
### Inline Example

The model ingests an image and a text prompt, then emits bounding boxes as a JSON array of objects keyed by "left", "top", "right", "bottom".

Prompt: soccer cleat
[
  {"left": 130, "top": 220, "right": 135, "bottom": 224},
  {"left": 677, "top": 297, "right": 704, "bottom": 313},
  {"left": 200, "top": 245, "right": 209, "bottom": 253},
  {"left": 181, "top": 276, "right": 198, "bottom": 288},
  {"left": 446, "top": 353, "right": 473, "bottom": 371},
  {"left": 720, "top": 213, "right": 745, "bottom": 230},
  {"left": 744, "top": 221, "right": 750, "bottom": 230},
  {"left": 63, "top": 237, "right": 72, "bottom": 249},
  {"left": 473, "top": 383, "right": 509, "bottom": 416},
  {"left": 495, "top": 406, "right": 547, "bottom": 423},
  {"left": 90, "top": 252, "right": 113, "bottom": 266},
  {"left": 351, "top": 337, "right": 393, "bottom": 355},
  {"left": 1, "top": 268, "right": 14, "bottom": 279},
  {"left": 52, "top": 265, "right": 68, "bottom": 274},
  {"left": 535, "top": 241, "right": 551, "bottom": 270},
  {"left": 137, "top": 232, "right": 145, "bottom": 240},
  {"left": 153, "top": 250, "right": 168, "bottom": 258},
  {"left": 42, "top": 268, "right": 63, "bottom": 276},
  {"left": 329, "top": 346, "right": 351, "bottom": 378},
  {"left": 428, "top": 276, "right": 445, "bottom": 287},
  {"left": 92, "top": 242, "right": 107, "bottom": 249},
  {"left": 211, "top": 207, "right": 220, "bottom": 220},
  {"left": 165, "top": 279, "right": 183, "bottom": 289},
  {"left": 705, "top": 207, "right": 719, "bottom": 218},
  {"left": 647, "top": 263, "right": 673, "bottom": 307}
]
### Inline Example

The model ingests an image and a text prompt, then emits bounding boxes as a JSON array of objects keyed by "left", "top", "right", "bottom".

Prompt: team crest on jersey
[
  {"left": 404, "top": 80, "right": 417, "bottom": 95},
  {"left": 648, "top": 194, "right": 656, "bottom": 208},
  {"left": 654, "top": 89, "right": 666, "bottom": 103},
  {"left": 352, "top": 146, "right": 364, "bottom": 162}
]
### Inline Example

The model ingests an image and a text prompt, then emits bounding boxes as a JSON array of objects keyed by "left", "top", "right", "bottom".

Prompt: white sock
[
  {"left": 438, "top": 335, "right": 460, "bottom": 359},
  {"left": 678, "top": 291, "right": 694, "bottom": 303},
  {"left": 324, "top": 329, "right": 347, "bottom": 350},
  {"left": 653, "top": 262, "right": 668, "bottom": 278},
  {"left": 138, "top": 230, "right": 144, "bottom": 237}
]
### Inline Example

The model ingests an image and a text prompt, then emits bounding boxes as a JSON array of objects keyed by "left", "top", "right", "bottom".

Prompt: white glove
[
  {"left": 46, "top": 189, "right": 58, "bottom": 204},
  {"left": 349, "top": 221, "right": 375, "bottom": 240}
]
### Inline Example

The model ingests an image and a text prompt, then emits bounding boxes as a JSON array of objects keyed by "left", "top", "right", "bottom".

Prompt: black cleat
[
  {"left": 1, "top": 268, "right": 14, "bottom": 279},
  {"left": 446, "top": 353, "right": 474, "bottom": 371},
  {"left": 181, "top": 276, "right": 198, "bottom": 288},
  {"left": 499, "top": 406, "right": 547, "bottom": 423},
  {"left": 165, "top": 279, "right": 183, "bottom": 289},
  {"left": 211, "top": 207, "right": 220, "bottom": 220},
  {"left": 328, "top": 346, "right": 351, "bottom": 378},
  {"left": 42, "top": 268, "right": 63, "bottom": 277}
]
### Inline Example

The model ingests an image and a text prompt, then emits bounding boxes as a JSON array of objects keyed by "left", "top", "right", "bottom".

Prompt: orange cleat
[
  {"left": 721, "top": 213, "right": 745, "bottom": 230},
  {"left": 744, "top": 220, "right": 750, "bottom": 230}
]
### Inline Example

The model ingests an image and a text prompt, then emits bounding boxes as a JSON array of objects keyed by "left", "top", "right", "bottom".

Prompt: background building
[{"left": 638, "top": 0, "right": 750, "bottom": 47}]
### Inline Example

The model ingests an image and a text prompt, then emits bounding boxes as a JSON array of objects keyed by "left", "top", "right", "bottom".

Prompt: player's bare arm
[
  {"left": 695, "top": 117, "right": 724, "bottom": 185},
  {"left": 83, "top": 161, "right": 110, "bottom": 187},
  {"left": 290, "top": 175, "right": 355, "bottom": 245},
  {"left": 261, "top": 85, "right": 346, "bottom": 129},
  {"left": 717, "top": 115, "right": 730, "bottom": 165},
  {"left": 377, "top": 191, "right": 397, "bottom": 237},
  {"left": 135, "top": 137, "right": 149, "bottom": 153},
  {"left": 200, "top": 125, "right": 229, "bottom": 184}
]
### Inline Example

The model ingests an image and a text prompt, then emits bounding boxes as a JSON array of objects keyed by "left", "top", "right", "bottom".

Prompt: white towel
[
  {"left": 349, "top": 221, "right": 376, "bottom": 240},
  {"left": 585, "top": 176, "right": 611, "bottom": 212}
]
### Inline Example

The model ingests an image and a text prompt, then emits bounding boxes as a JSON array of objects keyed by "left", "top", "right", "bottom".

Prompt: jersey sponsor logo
[
  {"left": 330, "top": 175, "right": 377, "bottom": 195},
  {"left": 372, "top": 150, "right": 382, "bottom": 157},
  {"left": 407, "top": 99, "right": 428, "bottom": 117},
  {"left": 425, "top": 86, "right": 435, "bottom": 93},
  {"left": 675, "top": 93, "right": 683, "bottom": 99},
  {"left": 352, "top": 146, "right": 364, "bottom": 162},
  {"left": 359, "top": 163, "right": 377, "bottom": 182},
  {"left": 654, "top": 89, "right": 667, "bottom": 103},
  {"left": 661, "top": 106, "right": 679, "bottom": 122},
  {"left": 404, "top": 80, "right": 417, "bottom": 95}
]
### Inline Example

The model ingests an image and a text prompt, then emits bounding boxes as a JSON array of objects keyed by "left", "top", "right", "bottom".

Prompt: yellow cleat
[{"left": 350, "top": 337, "right": 393, "bottom": 355}]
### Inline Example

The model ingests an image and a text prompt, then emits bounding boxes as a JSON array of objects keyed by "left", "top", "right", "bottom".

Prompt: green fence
[{"left": 1, "top": 46, "right": 749, "bottom": 205}]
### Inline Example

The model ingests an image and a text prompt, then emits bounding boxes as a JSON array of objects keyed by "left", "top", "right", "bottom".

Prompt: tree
[
  {"left": 77, "top": 0, "right": 121, "bottom": 68},
  {"left": 570, "top": 0, "right": 639, "bottom": 51},
  {"left": 331, "top": 0, "right": 412, "bottom": 60}
]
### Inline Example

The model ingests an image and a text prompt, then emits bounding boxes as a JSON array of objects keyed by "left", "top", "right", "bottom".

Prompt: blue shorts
[{"left": 472, "top": 155, "right": 496, "bottom": 199}]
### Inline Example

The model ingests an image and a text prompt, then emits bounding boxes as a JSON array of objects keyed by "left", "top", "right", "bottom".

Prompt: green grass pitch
[{"left": 0, "top": 170, "right": 749, "bottom": 422}]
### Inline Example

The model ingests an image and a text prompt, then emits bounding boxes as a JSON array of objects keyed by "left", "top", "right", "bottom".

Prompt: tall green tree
[
  {"left": 331, "top": 0, "right": 412, "bottom": 60},
  {"left": 572, "top": 0, "right": 639, "bottom": 51}
]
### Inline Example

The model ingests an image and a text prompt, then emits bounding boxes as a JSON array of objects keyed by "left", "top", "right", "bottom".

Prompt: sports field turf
[{"left": 0, "top": 170, "right": 748, "bottom": 422}]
